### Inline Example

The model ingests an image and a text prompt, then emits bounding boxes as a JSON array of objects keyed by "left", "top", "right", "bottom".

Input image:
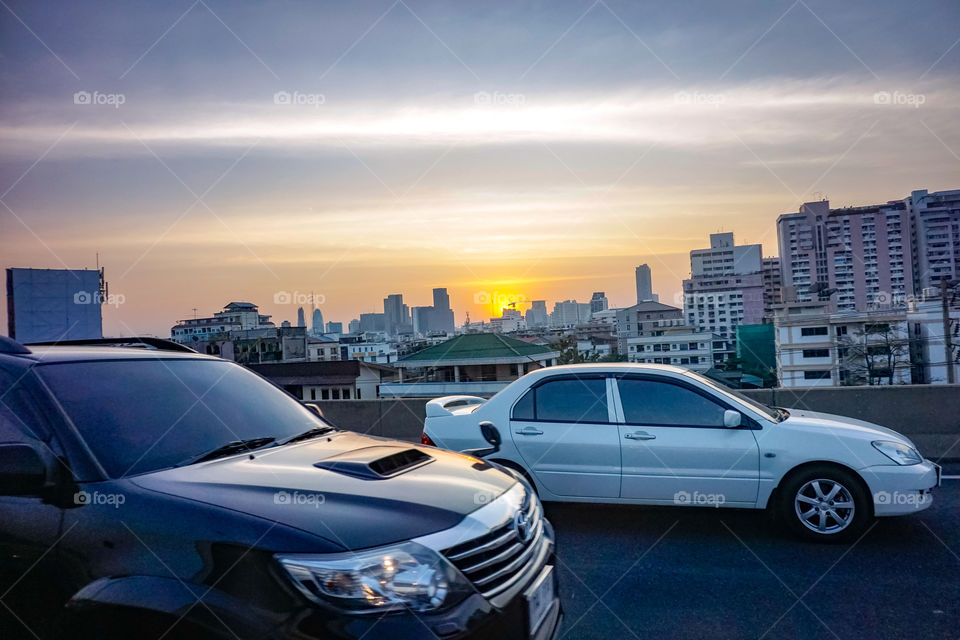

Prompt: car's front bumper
[{"left": 863, "top": 459, "right": 940, "bottom": 516}]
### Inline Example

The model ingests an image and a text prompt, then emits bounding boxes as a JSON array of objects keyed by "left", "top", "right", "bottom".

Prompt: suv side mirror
[
  {"left": 0, "top": 443, "right": 47, "bottom": 496},
  {"left": 723, "top": 410, "right": 743, "bottom": 428},
  {"left": 303, "top": 403, "right": 324, "bottom": 419}
]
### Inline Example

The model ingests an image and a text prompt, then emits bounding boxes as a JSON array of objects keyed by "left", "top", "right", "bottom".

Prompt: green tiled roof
[{"left": 400, "top": 333, "right": 556, "bottom": 362}]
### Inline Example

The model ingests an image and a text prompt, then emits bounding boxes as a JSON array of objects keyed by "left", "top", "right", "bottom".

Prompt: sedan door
[
  {"left": 613, "top": 375, "right": 760, "bottom": 506},
  {"left": 510, "top": 375, "right": 621, "bottom": 498}
]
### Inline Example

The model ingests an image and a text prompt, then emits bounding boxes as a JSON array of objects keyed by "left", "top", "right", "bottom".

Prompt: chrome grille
[{"left": 441, "top": 491, "right": 546, "bottom": 598}]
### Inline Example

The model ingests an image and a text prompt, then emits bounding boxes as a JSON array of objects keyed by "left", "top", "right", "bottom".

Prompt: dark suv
[{"left": 0, "top": 336, "right": 560, "bottom": 640}]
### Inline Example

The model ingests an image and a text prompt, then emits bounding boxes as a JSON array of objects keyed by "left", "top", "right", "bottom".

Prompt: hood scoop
[{"left": 314, "top": 445, "right": 434, "bottom": 480}]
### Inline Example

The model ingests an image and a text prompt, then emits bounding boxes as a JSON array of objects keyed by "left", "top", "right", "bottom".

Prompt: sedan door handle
[
  {"left": 515, "top": 427, "right": 544, "bottom": 436},
  {"left": 625, "top": 431, "right": 656, "bottom": 441}
]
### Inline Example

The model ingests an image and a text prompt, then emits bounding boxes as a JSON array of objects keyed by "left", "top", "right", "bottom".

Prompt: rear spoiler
[{"left": 425, "top": 395, "right": 487, "bottom": 418}]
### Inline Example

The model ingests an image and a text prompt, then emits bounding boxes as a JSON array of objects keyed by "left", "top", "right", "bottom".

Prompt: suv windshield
[{"left": 37, "top": 358, "right": 324, "bottom": 477}]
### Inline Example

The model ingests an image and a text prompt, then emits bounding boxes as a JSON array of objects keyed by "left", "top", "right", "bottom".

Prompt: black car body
[{"left": 0, "top": 336, "right": 561, "bottom": 640}]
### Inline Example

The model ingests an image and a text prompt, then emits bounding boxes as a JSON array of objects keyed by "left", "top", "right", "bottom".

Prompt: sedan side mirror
[
  {"left": 479, "top": 421, "right": 501, "bottom": 448},
  {"left": 0, "top": 443, "right": 47, "bottom": 496},
  {"left": 723, "top": 410, "right": 743, "bottom": 428}
]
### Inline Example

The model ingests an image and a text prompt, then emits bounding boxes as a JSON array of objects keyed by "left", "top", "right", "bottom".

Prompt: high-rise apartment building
[
  {"left": 589, "top": 291, "right": 609, "bottom": 314},
  {"left": 907, "top": 189, "right": 960, "bottom": 289},
  {"left": 383, "top": 294, "right": 410, "bottom": 335},
  {"left": 431, "top": 287, "right": 455, "bottom": 333},
  {"left": 635, "top": 264, "right": 658, "bottom": 303},
  {"left": 683, "top": 233, "right": 766, "bottom": 342},
  {"left": 777, "top": 199, "right": 913, "bottom": 312}
]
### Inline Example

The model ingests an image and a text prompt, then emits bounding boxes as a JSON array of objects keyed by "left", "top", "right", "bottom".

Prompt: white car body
[{"left": 423, "top": 364, "right": 939, "bottom": 520}]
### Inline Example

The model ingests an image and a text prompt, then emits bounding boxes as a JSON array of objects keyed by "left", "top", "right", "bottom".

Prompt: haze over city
[{"left": 2, "top": 0, "right": 959, "bottom": 336}]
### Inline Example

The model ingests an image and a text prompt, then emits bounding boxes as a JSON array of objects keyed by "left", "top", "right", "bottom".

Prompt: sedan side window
[
  {"left": 619, "top": 378, "right": 726, "bottom": 427},
  {"left": 533, "top": 378, "right": 608, "bottom": 423},
  {"left": 511, "top": 389, "right": 535, "bottom": 421}
]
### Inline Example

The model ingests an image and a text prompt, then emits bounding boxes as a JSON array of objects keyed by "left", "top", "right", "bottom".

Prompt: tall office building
[
  {"left": 635, "top": 264, "right": 658, "bottom": 303},
  {"left": 382, "top": 294, "right": 410, "bottom": 335},
  {"left": 297, "top": 306, "right": 306, "bottom": 328},
  {"left": 311, "top": 307, "right": 323, "bottom": 334},
  {"left": 777, "top": 199, "right": 914, "bottom": 311},
  {"left": 431, "top": 287, "right": 455, "bottom": 333}
]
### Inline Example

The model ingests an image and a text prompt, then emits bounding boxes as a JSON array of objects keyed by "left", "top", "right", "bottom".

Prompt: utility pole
[{"left": 942, "top": 278, "right": 956, "bottom": 384}]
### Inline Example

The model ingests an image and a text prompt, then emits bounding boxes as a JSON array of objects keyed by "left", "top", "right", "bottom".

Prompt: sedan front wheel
[{"left": 779, "top": 466, "right": 871, "bottom": 543}]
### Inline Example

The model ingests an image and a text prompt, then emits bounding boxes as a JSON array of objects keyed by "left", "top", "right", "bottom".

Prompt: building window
[
  {"left": 332, "top": 389, "right": 340, "bottom": 400},
  {"left": 835, "top": 326, "right": 847, "bottom": 336},
  {"left": 803, "top": 370, "right": 832, "bottom": 380},
  {"left": 321, "top": 389, "right": 329, "bottom": 400},
  {"left": 801, "top": 327, "right": 829, "bottom": 336},
  {"left": 802, "top": 349, "right": 830, "bottom": 358},
  {"left": 343, "top": 388, "right": 351, "bottom": 400}
]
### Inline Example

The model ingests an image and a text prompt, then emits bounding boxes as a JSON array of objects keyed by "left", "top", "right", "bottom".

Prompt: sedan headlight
[
  {"left": 872, "top": 441, "right": 922, "bottom": 465},
  {"left": 276, "top": 542, "right": 472, "bottom": 613}
]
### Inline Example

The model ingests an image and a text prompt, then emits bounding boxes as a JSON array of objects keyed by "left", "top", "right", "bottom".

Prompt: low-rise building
[
  {"left": 383, "top": 333, "right": 560, "bottom": 397},
  {"left": 626, "top": 328, "right": 723, "bottom": 371},
  {"left": 774, "top": 302, "right": 912, "bottom": 387},
  {"left": 614, "top": 301, "right": 685, "bottom": 355},
  {"left": 248, "top": 360, "right": 396, "bottom": 400}
]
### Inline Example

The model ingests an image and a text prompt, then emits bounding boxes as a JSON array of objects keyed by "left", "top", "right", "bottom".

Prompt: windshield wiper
[
  {"left": 177, "top": 437, "right": 276, "bottom": 466},
  {"left": 279, "top": 426, "right": 337, "bottom": 445}
]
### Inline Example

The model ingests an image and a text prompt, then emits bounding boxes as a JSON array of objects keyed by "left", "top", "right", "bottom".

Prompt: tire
[{"left": 778, "top": 465, "right": 871, "bottom": 543}]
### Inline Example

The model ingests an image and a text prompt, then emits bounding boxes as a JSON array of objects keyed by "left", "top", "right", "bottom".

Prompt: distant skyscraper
[
  {"left": 635, "top": 264, "right": 658, "bottom": 303},
  {"left": 383, "top": 294, "right": 409, "bottom": 335},
  {"left": 431, "top": 287, "right": 455, "bottom": 333},
  {"left": 297, "top": 306, "right": 306, "bottom": 328},
  {"left": 590, "top": 291, "right": 609, "bottom": 313},
  {"left": 326, "top": 321, "right": 342, "bottom": 334},
  {"left": 348, "top": 318, "right": 361, "bottom": 334},
  {"left": 311, "top": 307, "right": 323, "bottom": 334},
  {"left": 525, "top": 300, "right": 548, "bottom": 328}
]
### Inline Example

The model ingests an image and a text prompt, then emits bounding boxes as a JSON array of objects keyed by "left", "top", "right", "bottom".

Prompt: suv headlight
[
  {"left": 276, "top": 542, "right": 473, "bottom": 613},
  {"left": 872, "top": 441, "right": 922, "bottom": 466}
]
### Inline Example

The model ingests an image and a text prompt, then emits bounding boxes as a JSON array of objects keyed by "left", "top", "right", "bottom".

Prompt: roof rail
[
  {"left": 0, "top": 335, "right": 31, "bottom": 354},
  {"left": 25, "top": 337, "right": 198, "bottom": 353}
]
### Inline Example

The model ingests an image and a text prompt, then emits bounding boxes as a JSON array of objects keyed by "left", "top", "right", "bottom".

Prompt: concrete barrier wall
[{"left": 311, "top": 384, "right": 960, "bottom": 459}]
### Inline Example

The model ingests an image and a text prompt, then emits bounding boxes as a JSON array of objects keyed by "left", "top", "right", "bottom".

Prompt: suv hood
[
  {"left": 131, "top": 431, "right": 515, "bottom": 549},
  {"left": 781, "top": 409, "right": 916, "bottom": 448}
]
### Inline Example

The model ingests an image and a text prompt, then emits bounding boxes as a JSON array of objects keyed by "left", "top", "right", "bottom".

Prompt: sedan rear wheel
[{"left": 779, "top": 466, "right": 870, "bottom": 543}]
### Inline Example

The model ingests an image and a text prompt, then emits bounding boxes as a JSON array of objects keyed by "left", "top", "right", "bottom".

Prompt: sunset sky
[{"left": 1, "top": 0, "right": 959, "bottom": 337}]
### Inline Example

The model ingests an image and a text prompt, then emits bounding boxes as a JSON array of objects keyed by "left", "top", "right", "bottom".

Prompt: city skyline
[{"left": 2, "top": 0, "right": 959, "bottom": 337}]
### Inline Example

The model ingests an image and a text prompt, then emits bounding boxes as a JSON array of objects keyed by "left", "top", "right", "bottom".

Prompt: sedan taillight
[{"left": 420, "top": 432, "right": 436, "bottom": 447}]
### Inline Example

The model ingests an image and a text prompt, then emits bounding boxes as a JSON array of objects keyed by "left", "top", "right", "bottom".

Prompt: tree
[{"left": 838, "top": 321, "right": 911, "bottom": 386}]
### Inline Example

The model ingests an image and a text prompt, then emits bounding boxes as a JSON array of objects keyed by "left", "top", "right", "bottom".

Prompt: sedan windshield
[
  {"left": 38, "top": 358, "right": 325, "bottom": 477},
  {"left": 680, "top": 370, "right": 783, "bottom": 422}
]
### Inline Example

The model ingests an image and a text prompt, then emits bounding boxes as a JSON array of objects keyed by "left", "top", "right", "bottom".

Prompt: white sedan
[{"left": 422, "top": 363, "right": 940, "bottom": 542}]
